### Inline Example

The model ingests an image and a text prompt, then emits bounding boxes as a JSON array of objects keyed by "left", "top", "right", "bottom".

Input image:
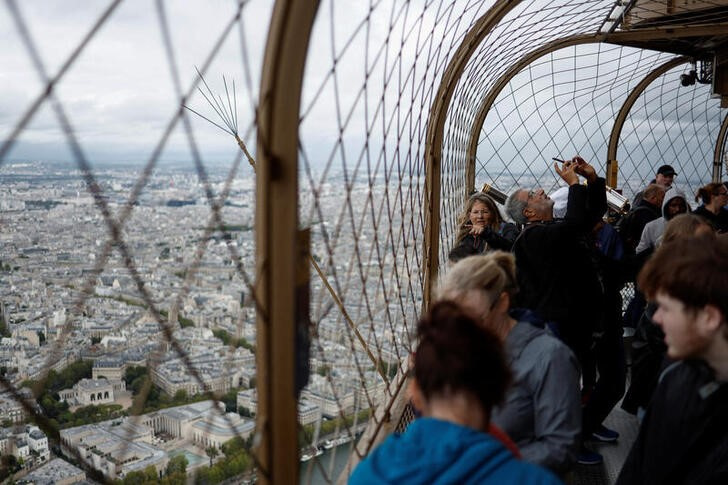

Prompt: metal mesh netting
[
  {"left": 297, "top": 1, "right": 495, "bottom": 481},
  {"left": 614, "top": 64, "right": 725, "bottom": 199},
  {"left": 1, "top": 1, "right": 268, "bottom": 483},
  {"left": 475, "top": 45, "right": 723, "bottom": 208},
  {"left": 1, "top": 1, "right": 727, "bottom": 484},
  {"left": 439, "top": 0, "right": 616, "bottom": 258}
]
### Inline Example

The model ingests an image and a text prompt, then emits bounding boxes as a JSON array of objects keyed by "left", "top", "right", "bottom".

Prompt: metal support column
[{"left": 256, "top": 1, "right": 319, "bottom": 483}]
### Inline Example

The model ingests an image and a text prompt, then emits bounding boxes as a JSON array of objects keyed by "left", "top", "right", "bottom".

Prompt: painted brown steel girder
[{"left": 256, "top": 1, "right": 320, "bottom": 483}]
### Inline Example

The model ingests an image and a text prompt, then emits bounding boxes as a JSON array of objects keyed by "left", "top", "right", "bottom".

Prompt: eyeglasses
[
  {"left": 715, "top": 190, "right": 728, "bottom": 196},
  {"left": 527, "top": 188, "right": 542, "bottom": 199}
]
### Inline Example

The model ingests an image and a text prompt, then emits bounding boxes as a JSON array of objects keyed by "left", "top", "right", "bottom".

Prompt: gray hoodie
[
  {"left": 636, "top": 186, "right": 688, "bottom": 252},
  {"left": 491, "top": 320, "right": 581, "bottom": 475}
]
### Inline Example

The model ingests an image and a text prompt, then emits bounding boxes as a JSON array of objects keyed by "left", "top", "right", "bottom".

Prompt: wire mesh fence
[{"left": 1, "top": 1, "right": 727, "bottom": 484}]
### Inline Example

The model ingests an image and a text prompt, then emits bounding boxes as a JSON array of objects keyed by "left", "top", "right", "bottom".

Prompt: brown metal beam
[
  {"left": 256, "top": 1, "right": 319, "bottom": 483},
  {"left": 604, "top": 23, "right": 728, "bottom": 43},
  {"left": 423, "top": 0, "right": 523, "bottom": 311},
  {"left": 606, "top": 56, "right": 689, "bottom": 188},
  {"left": 714, "top": 111, "right": 728, "bottom": 182}
]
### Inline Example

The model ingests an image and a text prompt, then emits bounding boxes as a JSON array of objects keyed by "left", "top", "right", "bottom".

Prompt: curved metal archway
[
  {"left": 464, "top": 25, "right": 728, "bottom": 195},
  {"left": 605, "top": 56, "right": 690, "bottom": 187},
  {"left": 465, "top": 34, "right": 603, "bottom": 194},
  {"left": 422, "top": 0, "right": 523, "bottom": 310}
]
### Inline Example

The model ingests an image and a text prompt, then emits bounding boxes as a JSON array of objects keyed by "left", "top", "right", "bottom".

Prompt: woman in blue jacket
[{"left": 349, "top": 301, "right": 561, "bottom": 485}]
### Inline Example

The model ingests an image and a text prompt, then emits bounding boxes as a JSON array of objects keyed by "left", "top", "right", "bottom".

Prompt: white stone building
[
  {"left": 140, "top": 400, "right": 254, "bottom": 450},
  {"left": 58, "top": 378, "right": 125, "bottom": 406},
  {"left": 237, "top": 389, "right": 321, "bottom": 426},
  {"left": 60, "top": 420, "right": 165, "bottom": 480},
  {"left": 18, "top": 457, "right": 86, "bottom": 485}
]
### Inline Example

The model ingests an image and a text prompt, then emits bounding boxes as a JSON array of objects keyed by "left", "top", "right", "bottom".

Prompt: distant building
[
  {"left": 0, "top": 393, "right": 28, "bottom": 423},
  {"left": 0, "top": 428, "right": 13, "bottom": 455},
  {"left": 92, "top": 359, "right": 125, "bottom": 381},
  {"left": 26, "top": 425, "right": 50, "bottom": 462},
  {"left": 58, "top": 378, "right": 125, "bottom": 407},
  {"left": 237, "top": 389, "right": 321, "bottom": 426},
  {"left": 301, "top": 387, "right": 355, "bottom": 419},
  {"left": 60, "top": 419, "right": 165, "bottom": 480},
  {"left": 0, "top": 425, "right": 49, "bottom": 466},
  {"left": 236, "top": 389, "right": 257, "bottom": 414},
  {"left": 17, "top": 457, "right": 86, "bottom": 485},
  {"left": 150, "top": 348, "right": 252, "bottom": 397},
  {"left": 140, "top": 400, "right": 254, "bottom": 450}
]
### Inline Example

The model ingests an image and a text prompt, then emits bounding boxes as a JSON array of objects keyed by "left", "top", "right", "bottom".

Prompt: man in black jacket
[
  {"left": 505, "top": 157, "right": 606, "bottom": 359},
  {"left": 506, "top": 157, "right": 609, "bottom": 465},
  {"left": 617, "top": 183, "right": 665, "bottom": 255},
  {"left": 617, "top": 236, "right": 728, "bottom": 485}
]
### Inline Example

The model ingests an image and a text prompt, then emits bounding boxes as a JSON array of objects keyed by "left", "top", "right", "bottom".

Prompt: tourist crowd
[{"left": 351, "top": 158, "right": 728, "bottom": 484}]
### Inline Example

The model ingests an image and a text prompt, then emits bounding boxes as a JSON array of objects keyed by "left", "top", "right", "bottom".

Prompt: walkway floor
[{"left": 573, "top": 402, "right": 640, "bottom": 484}]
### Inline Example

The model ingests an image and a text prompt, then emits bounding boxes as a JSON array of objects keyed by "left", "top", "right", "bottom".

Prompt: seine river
[{"left": 300, "top": 441, "right": 355, "bottom": 484}]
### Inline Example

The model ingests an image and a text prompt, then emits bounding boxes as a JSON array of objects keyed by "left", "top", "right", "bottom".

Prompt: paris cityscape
[{"left": 0, "top": 160, "right": 396, "bottom": 483}]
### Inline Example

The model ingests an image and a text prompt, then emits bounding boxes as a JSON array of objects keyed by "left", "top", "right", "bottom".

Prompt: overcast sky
[
  {"left": 2, "top": 0, "right": 722, "bottom": 190},
  {"left": 0, "top": 0, "right": 272, "bottom": 168}
]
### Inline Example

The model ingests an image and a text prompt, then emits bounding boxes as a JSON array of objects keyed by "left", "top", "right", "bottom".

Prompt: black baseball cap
[{"left": 657, "top": 164, "right": 677, "bottom": 176}]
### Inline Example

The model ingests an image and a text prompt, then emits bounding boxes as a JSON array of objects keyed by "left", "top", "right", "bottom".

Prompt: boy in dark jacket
[{"left": 617, "top": 236, "right": 728, "bottom": 485}]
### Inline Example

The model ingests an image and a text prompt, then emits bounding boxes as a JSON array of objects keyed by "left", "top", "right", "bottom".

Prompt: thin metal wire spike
[
  {"left": 192, "top": 66, "right": 236, "bottom": 135},
  {"left": 185, "top": 67, "right": 256, "bottom": 172}
]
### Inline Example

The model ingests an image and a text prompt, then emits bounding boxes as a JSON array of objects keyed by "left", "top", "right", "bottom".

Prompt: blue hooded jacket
[{"left": 349, "top": 418, "right": 562, "bottom": 484}]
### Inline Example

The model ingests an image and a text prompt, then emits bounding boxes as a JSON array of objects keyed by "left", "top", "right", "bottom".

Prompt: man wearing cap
[{"left": 632, "top": 164, "right": 677, "bottom": 206}]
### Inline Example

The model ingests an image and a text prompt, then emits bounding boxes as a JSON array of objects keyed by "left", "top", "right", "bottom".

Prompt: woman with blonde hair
[
  {"left": 437, "top": 252, "right": 581, "bottom": 476},
  {"left": 448, "top": 193, "right": 518, "bottom": 262},
  {"left": 693, "top": 182, "right": 728, "bottom": 233}
]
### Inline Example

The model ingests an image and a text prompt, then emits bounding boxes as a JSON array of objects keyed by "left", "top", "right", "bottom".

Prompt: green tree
[
  {"left": 178, "top": 316, "right": 194, "bottom": 328},
  {"left": 221, "top": 388, "right": 238, "bottom": 413},
  {"left": 124, "top": 366, "right": 148, "bottom": 387},
  {"left": 165, "top": 454, "right": 188, "bottom": 476},
  {"left": 205, "top": 446, "right": 219, "bottom": 467},
  {"left": 173, "top": 389, "right": 188, "bottom": 403}
]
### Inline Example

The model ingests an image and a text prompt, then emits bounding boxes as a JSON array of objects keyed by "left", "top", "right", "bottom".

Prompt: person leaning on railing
[
  {"left": 348, "top": 301, "right": 561, "bottom": 485},
  {"left": 448, "top": 193, "right": 519, "bottom": 262}
]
